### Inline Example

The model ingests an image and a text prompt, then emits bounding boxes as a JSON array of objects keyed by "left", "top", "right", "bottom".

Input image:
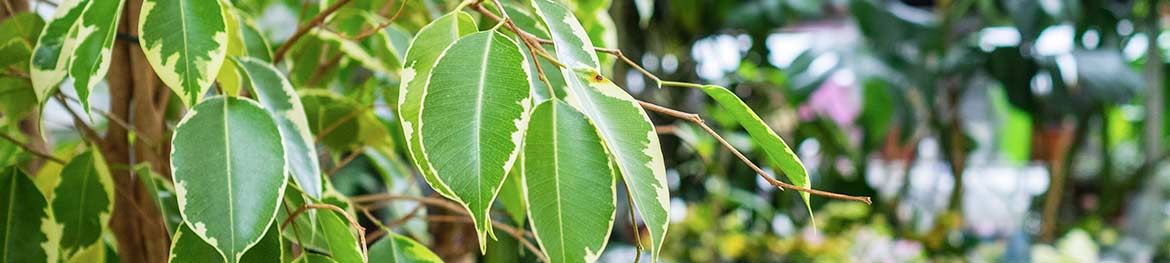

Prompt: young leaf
[
  {"left": 697, "top": 85, "right": 813, "bottom": 214},
  {"left": 0, "top": 167, "right": 52, "bottom": 263},
  {"left": 171, "top": 96, "right": 288, "bottom": 263},
  {"left": 139, "top": 0, "right": 229, "bottom": 107},
  {"left": 498, "top": 160, "right": 526, "bottom": 226},
  {"left": 232, "top": 57, "right": 323, "bottom": 199},
  {"left": 51, "top": 149, "right": 114, "bottom": 258},
  {"left": 418, "top": 30, "right": 533, "bottom": 251},
  {"left": 398, "top": 11, "right": 477, "bottom": 200},
  {"left": 67, "top": 0, "right": 125, "bottom": 113},
  {"left": 368, "top": 232, "right": 442, "bottom": 263},
  {"left": 317, "top": 210, "right": 363, "bottom": 263},
  {"left": 524, "top": 100, "right": 616, "bottom": 263},
  {"left": 137, "top": 163, "right": 181, "bottom": 236},
  {"left": 532, "top": 1, "right": 670, "bottom": 258},
  {"left": 30, "top": 0, "right": 88, "bottom": 102}
]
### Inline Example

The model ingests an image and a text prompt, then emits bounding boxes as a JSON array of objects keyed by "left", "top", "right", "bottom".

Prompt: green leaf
[
  {"left": 0, "top": 12, "right": 45, "bottom": 69},
  {"left": 530, "top": 0, "right": 599, "bottom": 69},
  {"left": 172, "top": 221, "right": 284, "bottom": 263},
  {"left": 171, "top": 96, "right": 288, "bottom": 263},
  {"left": 497, "top": 4, "right": 565, "bottom": 102},
  {"left": 299, "top": 90, "right": 366, "bottom": 150},
  {"left": 0, "top": 167, "right": 52, "bottom": 263},
  {"left": 30, "top": 0, "right": 88, "bottom": 102},
  {"left": 0, "top": 77, "right": 36, "bottom": 121},
  {"left": 368, "top": 232, "right": 442, "bottom": 263},
  {"left": 240, "top": 221, "right": 285, "bottom": 263},
  {"left": 52, "top": 149, "right": 114, "bottom": 258},
  {"left": 398, "top": 11, "right": 477, "bottom": 200},
  {"left": 231, "top": 57, "right": 323, "bottom": 199},
  {"left": 67, "top": 0, "right": 126, "bottom": 113},
  {"left": 697, "top": 85, "right": 811, "bottom": 211},
  {"left": 293, "top": 253, "right": 338, "bottom": 263},
  {"left": 419, "top": 30, "right": 533, "bottom": 251},
  {"left": 498, "top": 161, "right": 526, "bottom": 227},
  {"left": 533, "top": 0, "right": 671, "bottom": 256},
  {"left": 524, "top": 100, "right": 616, "bottom": 263},
  {"left": 137, "top": 163, "right": 181, "bottom": 236},
  {"left": 216, "top": 1, "right": 248, "bottom": 97},
  {"left": 170, "top": 223, "right": 226, "bottom": 262},
  {"left": 139, "top": 0, "right": 229, "bottom": 107},
  {"left": 317, "top": 210, "right": 363, "bottom": 263},
  {"left": 276, "top": 185, "right": 326, "bottom": 251}
]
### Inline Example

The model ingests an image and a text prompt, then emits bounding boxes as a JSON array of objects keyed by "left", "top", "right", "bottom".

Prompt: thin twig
[
  {"left": 326, "top": 149, "right": 364, "bottom": 177},
  {"left": 345, "top": 0, "right": 409, "bottom": 40},
  {"left": 281, "top": 203, "right": 369, "bottom": 263},
  {"left": 54, "top": 94, "right": 102, "bottom": 143},
  {"left": 637, "top": 100, "right": 872, "bottom": 205},
  {"left": 58, "top": 94, "right": 159, "bottom": 148},
  {"left": 623, "top": 183, "right": 643, "bottom": 262},
  {"left": 0, "top": 132, "right": 64, "bottom": 164},
  {"left": 314, "top": 104, "right": 373, "bottom": 143},
  {"left": 352, "top": 193, "right": 549, "bottom": 262},
  {"left": 274, "top": 0, "right": 356, "bottom": 64},
  {"left": 428, "top": 215, "right": 548, "bottom": 262}
]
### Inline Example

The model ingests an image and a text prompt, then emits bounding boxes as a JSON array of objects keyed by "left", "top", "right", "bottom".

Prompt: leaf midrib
[
  {"left": 471, "top": 33, "right": 493, "bottom": 215},
  {"left": 550, "top": 103, "right": 567, "bottom": 262},
  {"left": 221, "top": 99, "right": 237, "bottom": 261},
  {"left": 66, "top": 156, "right": 95, "bottom": 251}
]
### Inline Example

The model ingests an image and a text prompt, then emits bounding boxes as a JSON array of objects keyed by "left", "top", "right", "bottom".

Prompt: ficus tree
[{"left": 0, "top": 0, "right": 870, "bottom": 262}]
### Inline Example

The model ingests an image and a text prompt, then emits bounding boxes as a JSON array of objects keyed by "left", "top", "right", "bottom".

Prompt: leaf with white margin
[
  {"left": 524, "top": 100, "right": 616, "bottom": 263},
  {"left": 67, "top": 0, "right": 125, "bottom": 113},
  {"left": 398, "top": 11, "right": 477, "bottom": 200},
  {"left": 231, "top": 57, "right": 322, "bottom": 199},
  {"left": 30, "top": 0, "right": 88, "bottom": 102},
  {"left": 170, "top": 222, "right": 284, "bottom": 263},
  {"left": 532, "top": 0, "right": 670, "bottom": 259},
  {"left": 368, "top": 232, "right": 442, "bottom": 263},
  {"left": 51, "top": 149, "right": 114, "bottom": 259},
  {"left": 697, "top": 85, "right": 813, "bottom": 215},
  {"left": 0, "top": 167, "right": 53, "bottom": 263},
  {"left": 139, "top": 0, "right": 229, "bottom": 107},
  {"left": 171, "top": 96, "right": 288, "bottom": 263},
  {"left": 418, "top": 30, "right": 532, "bottom": 251}
]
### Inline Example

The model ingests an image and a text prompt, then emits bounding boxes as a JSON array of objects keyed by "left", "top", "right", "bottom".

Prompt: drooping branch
[
  {"left": 0, "top": 132, "right": 65, "bottom": 164},
  {"left": 637, "top": 100, "right": 873, "bottom": 205},
  {"left": 464, "top": 1, "right": 871, "bottom": 204}
]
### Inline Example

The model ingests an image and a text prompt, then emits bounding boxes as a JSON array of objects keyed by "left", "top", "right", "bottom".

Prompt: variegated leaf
[
  {"left": 368, "top": 232, "right": 442, "bottom": 263},
  {"left": 51, "top": 149, "right": 114, "bottom": 259},
  {"left": 532, "top": 0, "right": 670, "bottom": 260},
  {"left": 139, "top": 0, "right": 229, "bottom": 107},
  {"left": 231, "top": 57, "right": 322, "bottom": 199},
  {"left": 698, "top": 85, "right": 813, "bottom": 215},
  {"left": 171, "top": 96, "right": 288, "bottom": 263},
  {"left": 137, "top": 163, "right": 181, "bottom": 236},
  {"left": 67, "top": 0, "right": 125, "bottom": 113},
  {"left": 0, "top": 167, "right": 53, "bottom": 263},
  {"left": 524, "top": 100, "right": 616, "bottom": 263},
  {"left": 398, "top": 11, "right": 477, "bottom": 199},
  {"left": 30, "top": 0, "right": 88, "bottom": 102},
  {"left": 418, "top": 30, "right": 533, "bottom": 251}
]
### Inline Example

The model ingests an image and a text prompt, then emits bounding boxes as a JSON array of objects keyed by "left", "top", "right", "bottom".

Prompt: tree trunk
[{"left": 104, "top": 0, "right": 172, "bottom": 261}]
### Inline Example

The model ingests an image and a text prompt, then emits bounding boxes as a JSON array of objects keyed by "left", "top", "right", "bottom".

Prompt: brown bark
[{"left": 104, "top": 0, "right": 172, "bottom": 261}]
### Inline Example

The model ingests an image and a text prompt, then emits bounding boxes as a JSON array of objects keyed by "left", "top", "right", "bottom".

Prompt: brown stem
[
  {"left": 637, "top": 100, "right": 872, "bottom": 205},
  {"left": 0, "top": 132, "right": 65, "bottom": 164},
  {"left": 345, "top": 0, "right": 408, "bottom": 40},
  {"left": 326, "top": 149, "right": 364, "bottom": 177},
  {"left": 273, "top": 0, "right": 356, "bottom": 64},
  {"left": 281, "top": 203, "right": 369, "bottom": 263}
]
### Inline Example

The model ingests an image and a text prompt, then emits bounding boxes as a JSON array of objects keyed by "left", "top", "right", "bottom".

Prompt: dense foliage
[{"left": 0, "top": 0, "right": 857, "bottom": 262}]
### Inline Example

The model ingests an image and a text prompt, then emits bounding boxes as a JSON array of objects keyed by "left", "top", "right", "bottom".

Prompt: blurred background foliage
[{"left": 6, "top": 0, "right": 1170, "bottom": 261}]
